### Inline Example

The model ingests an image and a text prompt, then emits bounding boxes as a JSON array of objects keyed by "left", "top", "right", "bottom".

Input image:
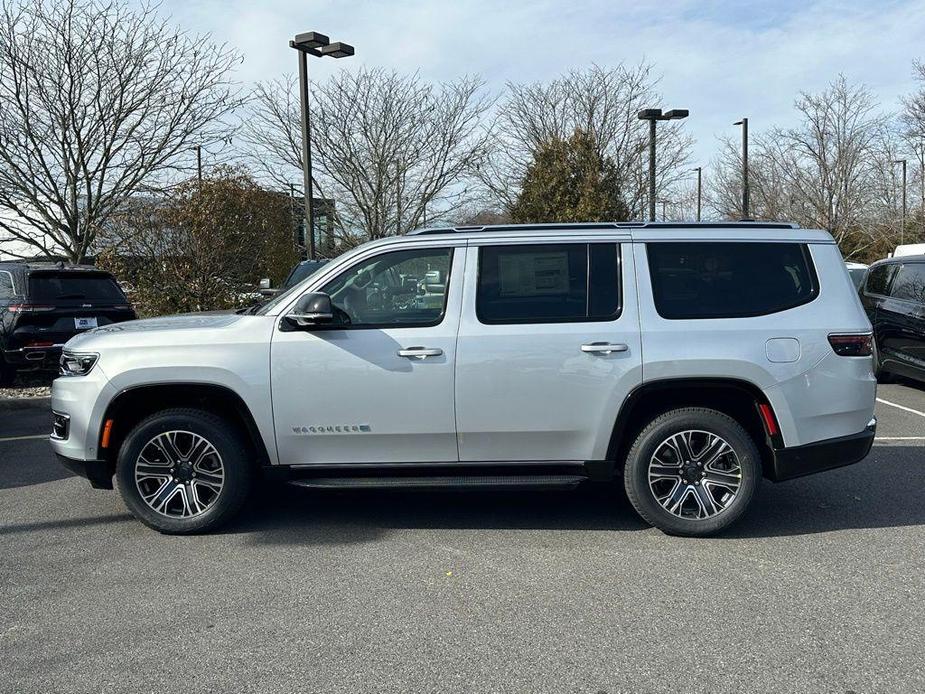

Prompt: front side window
[
  {"left": 320, "top": 247, "right": 453, "bottom": 328},
  {"left": 647, "top": 242, "right": 818, "bottom": 320},
  {"left": 889, "top": 263, "right": 925, "bottom": 304},
  {"left": 0, "top": 271, "right": 14, "bottom": 299},
  {"left": 476, "top": 244, "right": 620, "bottom": 324}
]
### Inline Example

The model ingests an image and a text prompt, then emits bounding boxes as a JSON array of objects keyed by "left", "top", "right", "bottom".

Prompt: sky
[{"left": 145, "top": 0, "right": 925, "bottom": 166}]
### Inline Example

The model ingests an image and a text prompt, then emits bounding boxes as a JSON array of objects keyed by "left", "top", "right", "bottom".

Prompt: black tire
[
  {"left": 0, "top": 355, "right": 15, "bottom": 387},
  {"left": 115, "top": 408, "right": 254, "bottom": 534},
  {"left": 623, "top": 407, "right": 761, "bottom": 537}
]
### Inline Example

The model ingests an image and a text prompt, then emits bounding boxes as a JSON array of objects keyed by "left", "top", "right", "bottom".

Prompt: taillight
[
  {"left": 828, "top": 333, "right": 873, "bottom": 357},
  {"left": 25, "top": 340, "right": 55, "bottom": 348},
  {"left": 8, "top": 304, "right": 55, "bottom": 312}
]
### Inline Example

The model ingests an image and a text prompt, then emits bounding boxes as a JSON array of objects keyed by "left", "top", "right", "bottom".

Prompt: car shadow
[
  {"left": 226, "top": 482, "right": 648, "bottom": 545},
  {"left": 227, "top": 445, "right": 925, "bottom": 543}
]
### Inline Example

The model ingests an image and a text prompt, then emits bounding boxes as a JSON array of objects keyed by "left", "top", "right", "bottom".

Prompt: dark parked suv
[
  {"left": 0, "top": 262, "right": 135, "bottom": 385},
  {"left": 859, "top": 255, "right": 925, "bottom": 385}
]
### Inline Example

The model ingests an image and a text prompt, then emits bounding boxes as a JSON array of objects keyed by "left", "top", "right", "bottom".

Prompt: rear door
[
  {"left": 454, "top": 235, "right": 642, "bottom": 462},
  {"left": 14, "top": 271, "right": 133, "bottom": 348}
]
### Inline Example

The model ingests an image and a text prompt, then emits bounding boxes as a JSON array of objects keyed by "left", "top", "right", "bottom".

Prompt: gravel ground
[{"left": 0, "top": 371, "right": 53, "bottom": 399}]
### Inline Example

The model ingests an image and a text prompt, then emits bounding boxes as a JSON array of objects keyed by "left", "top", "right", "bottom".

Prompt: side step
[{"left": 288, "top": 474, "right": 587, "bottom": 491}]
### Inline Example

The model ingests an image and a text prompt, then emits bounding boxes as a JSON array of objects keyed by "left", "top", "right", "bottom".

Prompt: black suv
[
  {"left": 859, "top": 255, "right": 925, "bottom": 385},
  {"left": 0, "top": 262, "right": 136, "bottom": 385}
]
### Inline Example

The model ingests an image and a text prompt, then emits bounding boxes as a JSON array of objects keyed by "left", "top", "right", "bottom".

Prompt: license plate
[{"left": 74, "top": 317, "right": 98, "bottom": 330}]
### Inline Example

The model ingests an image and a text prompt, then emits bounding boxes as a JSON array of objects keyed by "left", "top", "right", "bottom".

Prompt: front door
[
  {"left": 454, "top": 239, "right": 642, "bottom": 462},
  {"left": 271, "top": 242, "right": 465, "bottom": 465}
]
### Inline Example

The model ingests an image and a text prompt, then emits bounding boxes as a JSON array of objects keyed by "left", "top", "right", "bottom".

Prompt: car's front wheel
[
  {"left": 115, "top": 408, "right": 253, "bottom": 534},
  {"left": 623, "top": 408, "right": 761, "bottom": 537}
]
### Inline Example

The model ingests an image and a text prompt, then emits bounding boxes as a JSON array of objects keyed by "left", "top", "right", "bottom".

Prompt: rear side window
[
  {"left": 28, "top": 273, "right": 125, "bottom": 302},
  {"left": 477, "top": 244, "right": 620, "bottom": 324},
  {"left": 646, "top": 242, "right": 818, "bottom": 320},
  {"left": 889, "top": 263, "right": 925, "bottom": 304},
  {"left": 0, "top": 271, "right": 14, "bottom": 299},
  {"left": 865, "top": 264, "right": 898, "bottom": 296}
]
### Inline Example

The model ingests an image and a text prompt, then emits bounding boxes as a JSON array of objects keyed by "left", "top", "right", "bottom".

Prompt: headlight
[{"left": 59, "top": 351, "right": 99, "bottom": 376}]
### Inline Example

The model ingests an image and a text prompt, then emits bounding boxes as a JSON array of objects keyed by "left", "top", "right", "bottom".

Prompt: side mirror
[
  {"left": 258, "top": 278, "right": 271, "bottom": 290},
  {"left": 285, "top": 292, "right": 334, "bottom": 328}
]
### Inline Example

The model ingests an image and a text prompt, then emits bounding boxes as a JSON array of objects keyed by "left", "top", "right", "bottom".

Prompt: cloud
[{"left": 151, "top": 0, "right": 925, "bottom": 163}]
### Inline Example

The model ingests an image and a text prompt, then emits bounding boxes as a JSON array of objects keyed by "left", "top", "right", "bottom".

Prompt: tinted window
[
  {"left": 647, "top": 242, "right": 818, "bottom": 320},
  {"left": 321, "top": 247, "right": 452, "bottom": 328},
  {"left": 0, "top": 271, "right": 14, "bottom": 299},
  {"left": 865, "top": 264, "right": 897, "bottom": 296},
  {"left": 28, "top": 273, "right": 125, "bottom": 301},
  {"left": 889, "top": 263, "right": 925, "bottom": 304},
  {"left": 477, "top": 244, "right": 620, "bottom": 324}
]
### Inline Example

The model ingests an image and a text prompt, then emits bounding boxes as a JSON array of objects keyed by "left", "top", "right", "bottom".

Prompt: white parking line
[
  {"left": 0, "top": 434, "right": 47, "bottom": 442},
  {"left": 875, "top": 436, "right": 925, "bottom": 440},
  {"left": 876, "top": 398, "right": 925, "bottom": 418}
]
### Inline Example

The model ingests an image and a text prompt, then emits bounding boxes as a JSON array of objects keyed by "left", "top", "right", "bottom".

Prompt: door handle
[
  {"left": 581, "top": 342, "right": 628, "bottom": 354},
  {"left": 398, "top": 346, "right": 444, "bottom": 359}
]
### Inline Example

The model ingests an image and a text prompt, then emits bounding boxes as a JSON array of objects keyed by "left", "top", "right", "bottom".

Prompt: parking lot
[{"left": 1, "top": 384, "right": 923, "bottom": 694}]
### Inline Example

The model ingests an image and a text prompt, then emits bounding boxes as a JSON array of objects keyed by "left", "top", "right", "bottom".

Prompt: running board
[{"left": 288, "top": 474, "right": 587, "bottom": 491}]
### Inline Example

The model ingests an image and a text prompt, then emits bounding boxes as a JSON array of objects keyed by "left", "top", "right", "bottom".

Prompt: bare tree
[
  {"left": 709, "top": 75, "right": 896, "bottom": 259},
  {"left": 479, "top": 63, "right": 693, "bottom": 219},
  {"left": 244, "top": 69, "right": 493, "bottom": 245},
  {"left": 0, "top": 0, "right": 242, "bottom": 262},
  {"left": 901, "top": 59, "right": 925, "bottom": 236}
]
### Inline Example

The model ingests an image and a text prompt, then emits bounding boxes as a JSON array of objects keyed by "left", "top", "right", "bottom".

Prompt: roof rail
[{"left": 407, "top": 221, "right": 801, "bottom": 236}]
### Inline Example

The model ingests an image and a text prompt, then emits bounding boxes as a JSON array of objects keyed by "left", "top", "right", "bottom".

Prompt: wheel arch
[
  {"left": 98, "top": 382, "right": 272, "bottom": 471},
  {"left": 607, "top": 377, "right": 780, "bottom": 479}
]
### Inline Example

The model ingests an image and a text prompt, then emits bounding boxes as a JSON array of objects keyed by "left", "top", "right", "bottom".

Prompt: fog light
[{"left": 51, "top": 412, "right": 70, "bottom": 440}]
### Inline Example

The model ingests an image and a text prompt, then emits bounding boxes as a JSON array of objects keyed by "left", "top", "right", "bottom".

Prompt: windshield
[
  {"left": 29, "top": 272, "right": 125, "bottom": 301},
  {"left": 282, "top": 260, "right": 328, "bottom": 290},
  {"left": 257, "top": 260, "right": 335, "bottom": 315}
]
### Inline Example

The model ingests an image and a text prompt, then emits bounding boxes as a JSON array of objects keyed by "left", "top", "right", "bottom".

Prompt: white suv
[{"left": 50, "top": 222, "right": 877, "bottom": 536}]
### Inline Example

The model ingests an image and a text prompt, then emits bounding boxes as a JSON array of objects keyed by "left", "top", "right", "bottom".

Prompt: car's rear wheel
[
  {"left": 115, "top": 408, "right": 253, "bottom": 534},
  {"left": 623, "top": 408, "right": 761, "bottom": 537}
]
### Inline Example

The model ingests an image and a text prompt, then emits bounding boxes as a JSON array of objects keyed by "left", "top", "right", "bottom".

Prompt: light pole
[
  {"left": 290, "top": 31, "right": 354, "bottom": 260},
  {"left": 692, "top": 166, "right": 702, "bottom": 222},
  {"left": 637, "top": 108, "right": 689, "bottom": 222},
  {"left": 894, "top": 158, "right": 907, "bottom": 244},
  {"left": 734, "top": 118, "right": 749, "bottom": 219}
]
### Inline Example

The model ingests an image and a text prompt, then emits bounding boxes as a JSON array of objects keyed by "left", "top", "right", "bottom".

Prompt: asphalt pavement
[{"left": 1, "top": 385, "right": 924, "bottom": 693}]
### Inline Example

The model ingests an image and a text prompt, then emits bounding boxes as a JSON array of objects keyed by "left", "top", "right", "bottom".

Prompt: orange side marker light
[{"left": 101, "top": 419, "right": 114, "bottom": 449}]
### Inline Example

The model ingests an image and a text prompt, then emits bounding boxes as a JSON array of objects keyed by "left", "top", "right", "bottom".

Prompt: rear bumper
[
  {"left": 3, "top": 345, "right": 63, "bottom": 368},
  {"left": 54, "top": 452, "right": 113, "bottom": 489},
  {"left": 768, "top": 418, "right": 876, "bottom": 482}
]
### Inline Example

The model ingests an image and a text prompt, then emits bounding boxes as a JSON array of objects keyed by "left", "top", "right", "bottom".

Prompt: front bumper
[
  {"left": 768, "top": 418, "right": 876, "bottom": 482},
  {"left": 54, "top": 452, "right": 114, "bottom": 489}
]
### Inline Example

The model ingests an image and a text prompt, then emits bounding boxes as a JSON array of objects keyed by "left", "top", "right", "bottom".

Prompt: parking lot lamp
[
  {"left": 290, "top": 31, "right": 354, "bottom": 260},
  {"left": 734, "top": 118, "right": 749, "bottom": 219},
  {"left": 638, "top": 108, "right": 689, "bottom": 222},
  {"left": 894, "top": 158, "right": 907, "bottom": 244},
  {"left": 693, "top": 166, "right": 702, "bottom": 222}
]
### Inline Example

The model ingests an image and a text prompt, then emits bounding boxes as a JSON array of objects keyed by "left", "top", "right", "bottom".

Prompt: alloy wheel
[
  {"left": 134, "top": 430, "right": 225, "bottom": 518},
  {"left": 647, "top": 429, "right": 742, "bottom": 520}
]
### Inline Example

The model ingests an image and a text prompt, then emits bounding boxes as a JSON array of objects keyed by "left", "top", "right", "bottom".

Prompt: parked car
[
  {"left": 859, "top": 254, "right": 925, "bottom": 385},
  {"left": 891, "top": 243, "right": 925, "bottom": 258},
  {"left": 0, "top": 262, "right": 135, "bottom": 386},
  {"left": 846, "top": 261, "right": 868, "bottom": 289},
  {"left": 50, "top": 222, "right": 876, "bottom": 537},
  {"left": 257, "top": 260, "right": 330, "bottom": 298}
]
